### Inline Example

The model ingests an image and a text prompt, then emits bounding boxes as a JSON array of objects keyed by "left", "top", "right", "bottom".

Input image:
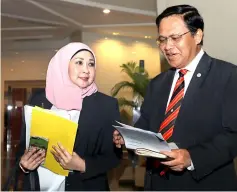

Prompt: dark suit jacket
[
  {"left": 15, "top": 90, "right": 122, "bottom": 191},
  {"left": 135, "top": 53, "right": 237, "bottom": 190}
]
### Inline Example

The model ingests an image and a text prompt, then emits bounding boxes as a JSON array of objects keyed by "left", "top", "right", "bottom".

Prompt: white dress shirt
[
  {"left": 166, "top": 49, "right": 204, "bottom": 171},
  {"left": 38, "top": 106, "right": 80, "bottom": 191}
]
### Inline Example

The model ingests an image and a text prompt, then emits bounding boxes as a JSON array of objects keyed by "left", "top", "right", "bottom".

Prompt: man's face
[{"left": 158, "top": 15, "right": 202, "bottom": 69}]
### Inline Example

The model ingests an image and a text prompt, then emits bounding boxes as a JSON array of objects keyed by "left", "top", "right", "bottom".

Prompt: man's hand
[
  {"left": 113, "top": 130, "right": 125, "bottom": 148},
  {"left": 160, "top": 149, "right": 191, "bottom": 171}
]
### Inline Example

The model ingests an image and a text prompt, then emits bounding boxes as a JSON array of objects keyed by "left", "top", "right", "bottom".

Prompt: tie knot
[{"left": 179, "top": 69, "right": 188, "bottom": 77}]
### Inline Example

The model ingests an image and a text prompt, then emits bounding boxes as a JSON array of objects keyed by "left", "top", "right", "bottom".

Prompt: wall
[{"left": 82, "top": 32, "right": 161, "bottom": 95}]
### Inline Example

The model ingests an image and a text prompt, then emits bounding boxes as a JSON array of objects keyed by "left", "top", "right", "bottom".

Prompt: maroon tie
[
  {"left": 159, "top": 69, "right": 188, "bottom": 141},
  {"left": 154, "top": 69, "right": 188, "bottom": 175}
]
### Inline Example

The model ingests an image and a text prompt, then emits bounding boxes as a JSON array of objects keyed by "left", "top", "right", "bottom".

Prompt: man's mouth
[{"left": 166, "top": 53, "right": 178, "bottom": 60}]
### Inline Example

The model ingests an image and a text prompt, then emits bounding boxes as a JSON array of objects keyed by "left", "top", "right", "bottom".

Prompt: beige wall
[{"left": 82, "top": 32, "right": 161, "bottom": 95}]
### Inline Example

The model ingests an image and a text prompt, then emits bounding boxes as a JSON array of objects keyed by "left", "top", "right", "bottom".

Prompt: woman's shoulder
[{"left": 95, "top": 92, "right": 117, "bottom": 104}]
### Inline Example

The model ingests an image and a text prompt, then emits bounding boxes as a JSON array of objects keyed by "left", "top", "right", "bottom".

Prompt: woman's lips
[{"left": 79, "top": 77, "right": 89, "bottom": 81}]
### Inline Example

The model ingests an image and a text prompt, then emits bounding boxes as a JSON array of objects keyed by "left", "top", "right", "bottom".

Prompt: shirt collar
[{"left": 177, "top": 49, "right": 204, "bottom": 73}]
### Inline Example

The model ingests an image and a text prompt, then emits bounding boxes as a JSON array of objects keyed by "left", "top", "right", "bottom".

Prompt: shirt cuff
[
  {"left": 19, "top": 163, "right": 30, "bottom": 173},
  {"left": 187, "top": 160, "right": 195, "bottom": 171}
]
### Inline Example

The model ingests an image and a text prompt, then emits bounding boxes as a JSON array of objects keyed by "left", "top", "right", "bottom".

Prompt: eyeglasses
[{"left": 156, "top": 31, "right": 190, "bottom": 46}]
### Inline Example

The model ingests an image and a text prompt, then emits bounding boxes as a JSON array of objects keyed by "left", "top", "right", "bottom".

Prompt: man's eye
[
  {"left": 159, "top": 38, "right": 166, "bottom": 43},
  {"left": 171, "top": 35, "right": 181, "bottom": 41}
]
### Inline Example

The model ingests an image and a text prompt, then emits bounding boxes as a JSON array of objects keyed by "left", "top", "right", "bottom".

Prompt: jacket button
[{"left": 147, "top": 170, "right": 152, "bottom": 175}]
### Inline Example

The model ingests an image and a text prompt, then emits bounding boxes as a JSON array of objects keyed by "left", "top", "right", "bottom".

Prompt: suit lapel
[{"left": 176, "top": 53, "right": 212, "bottom": 122}]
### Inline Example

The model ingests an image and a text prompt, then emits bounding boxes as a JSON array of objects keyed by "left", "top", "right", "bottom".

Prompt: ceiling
[{"left": 1, "top": 0, "right": 158, "bottom": 42}]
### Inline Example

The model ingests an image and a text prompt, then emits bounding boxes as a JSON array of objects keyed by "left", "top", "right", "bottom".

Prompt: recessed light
[
  {"left": 10, "top": 69, "right": 14, "bottom": 72},
  {"left": 136, "top": 41, "right": 139, "bottom": 43},
  {"left": 15, "top": 52, "right": 19, "bottom": 54},
  {"left": 105, "top": 37, "right": 108, "bottom": 40},
  {"left": 145, "top": 36, "right": 152, "bottom": 39},
  {"left": 21, "top": 60, "right": 25, "bottom": 63},
  {"left": 113, "top": 32, "right": 119, "bottom": 35},
  {"left": 103, "top": 9, "right": 110, "bottom": 14}
]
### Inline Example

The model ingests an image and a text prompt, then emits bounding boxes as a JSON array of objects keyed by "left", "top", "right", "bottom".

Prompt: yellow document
[{"left": 30, "top": 106, "right": 78, "bottom": 176}]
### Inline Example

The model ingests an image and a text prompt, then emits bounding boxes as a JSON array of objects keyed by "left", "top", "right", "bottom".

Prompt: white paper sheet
[{"left": 113, "top": 121, "right": 171, "bottom": 153}]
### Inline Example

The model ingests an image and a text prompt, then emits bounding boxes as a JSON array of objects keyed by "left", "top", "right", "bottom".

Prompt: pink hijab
[{"left": 45, "top": 42, "right": 98, "bottom": 110}]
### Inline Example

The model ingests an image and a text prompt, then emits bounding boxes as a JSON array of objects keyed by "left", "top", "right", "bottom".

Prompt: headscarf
[{"left": 45, "top": 42, "right": 98, "bottom": 110}]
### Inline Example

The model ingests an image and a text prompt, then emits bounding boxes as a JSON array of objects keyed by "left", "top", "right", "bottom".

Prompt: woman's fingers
[
  {"left": 51, "top": 150, "right": 60, "bottom": 162},
  {"left": 21, "top": 149, "right": 46, "bottom": 170},
  {"left": 52, "top": 145, "right": 67, "bottom": 163},
  {"left": 31, "top": 157, "right": 46, "bottom": 170},
  {"left": 22, "top": 147, "right": 37, "bottom": 161},
  {"left": 27, "top": 150, "right": 46, "bottom": 169}
]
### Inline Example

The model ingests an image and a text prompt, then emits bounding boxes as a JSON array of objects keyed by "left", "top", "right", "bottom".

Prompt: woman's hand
[
  {"left": 19, "top": 147, "right": 46, "bottom": 172},
  {"left": 51, "top": 142, "right": 86, "bottom": 172}
]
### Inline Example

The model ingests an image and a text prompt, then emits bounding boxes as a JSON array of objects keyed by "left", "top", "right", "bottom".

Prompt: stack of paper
[
  {"left": 24, "top": 105, "right": 78, "bottom": 176},
  {"left": 113, "top": 121, "right": 172, "bottom": 159}
]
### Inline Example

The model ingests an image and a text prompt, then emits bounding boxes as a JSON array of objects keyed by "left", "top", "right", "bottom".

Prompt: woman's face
[{"left": 68, "top": 50, "right": 96, "bottom": 88}]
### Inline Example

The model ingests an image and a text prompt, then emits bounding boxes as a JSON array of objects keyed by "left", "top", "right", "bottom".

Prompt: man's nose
[{"left": 164, "top": 38, "right": 175, "bottom": 51}]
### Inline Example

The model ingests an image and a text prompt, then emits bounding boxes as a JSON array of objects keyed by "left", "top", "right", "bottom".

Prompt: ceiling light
[
  {"left": 103, "top": 9, "right": 110, "bottom": 14},
  {"left": 10, "top": 69, "right": 14, "bottom": 72},
  {"left": 113, "top": 32, "right": 119, "bottom": 35},
  {"left": 21, "top": 60, "right": 25, "bottom": 63},
  {"left": 15, "top": 52, "right": 19, "bottom": 54},
  {"left": 145, "top": 36, "right": 152, "bottom": 39},
  {"left": 105, "top": 37, "right": 108, "bottom": 40}
]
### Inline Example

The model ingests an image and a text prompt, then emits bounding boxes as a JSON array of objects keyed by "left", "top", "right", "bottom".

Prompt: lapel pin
[{"left": 197, "top": 73, "right": 201, "bottom": 77}]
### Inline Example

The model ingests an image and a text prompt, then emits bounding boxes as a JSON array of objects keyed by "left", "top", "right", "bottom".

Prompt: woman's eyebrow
[{"left": 74, "top": 57, "right": 84, "bottom": 60}]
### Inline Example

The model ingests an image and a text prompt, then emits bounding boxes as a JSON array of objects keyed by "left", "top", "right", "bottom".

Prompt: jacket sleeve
[
  {"left": 134, "top": 81, "right": 153, "bottom": 130},
  {"left": 188, "top": 67, "right": 237, "bottom": 180},
  {"left": 80, "top": 100, "right": 122, "bottom": 180}
]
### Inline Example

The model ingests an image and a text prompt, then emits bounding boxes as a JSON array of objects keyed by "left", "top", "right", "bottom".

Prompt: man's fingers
[{"left": 160, "top": 159, "right": 179, "bottom": 167}]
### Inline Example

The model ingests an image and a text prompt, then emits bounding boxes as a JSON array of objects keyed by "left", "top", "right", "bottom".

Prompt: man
[{"left": 113, "top": 4, "right": 237, "bottom": 190}]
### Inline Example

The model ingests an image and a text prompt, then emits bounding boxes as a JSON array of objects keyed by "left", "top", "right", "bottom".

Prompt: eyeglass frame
[{"left": 156, "top": 31, "right": 191, "bottom": 46}]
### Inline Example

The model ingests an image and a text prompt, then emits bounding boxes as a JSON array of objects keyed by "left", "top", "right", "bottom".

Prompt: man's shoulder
[{"left": 149, "top": 68, "right": 174, "bottom": 86}]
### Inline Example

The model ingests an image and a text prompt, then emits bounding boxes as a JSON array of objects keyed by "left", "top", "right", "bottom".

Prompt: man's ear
[{"left": 194, "top": 29, "right": 203, "bottom": 45}]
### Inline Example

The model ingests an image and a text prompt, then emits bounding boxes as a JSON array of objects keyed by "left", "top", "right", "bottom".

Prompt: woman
[{"left": 16, "top": 42, "right": 122, "bottom": 191}]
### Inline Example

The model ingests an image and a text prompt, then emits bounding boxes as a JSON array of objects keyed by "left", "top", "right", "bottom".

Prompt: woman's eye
[
  {"left": 89, "top": 63, "right": 95, "bottom": 67},
  {"left": 76, "top": 61, "right": 83, "bottom": 65}
]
